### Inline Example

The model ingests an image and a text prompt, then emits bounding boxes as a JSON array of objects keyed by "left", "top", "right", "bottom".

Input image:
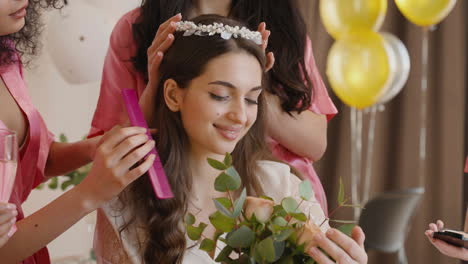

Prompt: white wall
[{"left": 21, "top": 0, "right": 139, "bottom": 261}]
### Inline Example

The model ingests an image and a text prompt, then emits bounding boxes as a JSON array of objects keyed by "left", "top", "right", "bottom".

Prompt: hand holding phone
[{"left": 425, "top": 220, "right": 468, "bottom": 261}]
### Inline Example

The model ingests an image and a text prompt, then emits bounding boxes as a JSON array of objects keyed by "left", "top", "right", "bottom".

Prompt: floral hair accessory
[{"left": 175, "top": 21, "right": 263, "bottom": 45}]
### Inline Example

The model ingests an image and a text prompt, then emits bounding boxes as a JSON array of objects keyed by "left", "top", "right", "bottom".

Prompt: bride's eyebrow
[{"left": 208, "top": 80, "right": 262, "bottom": 91}]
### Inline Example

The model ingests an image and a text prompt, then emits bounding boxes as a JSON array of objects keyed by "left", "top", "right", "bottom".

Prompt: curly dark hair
[
  {"left": 132, "top": 0, "right": 313, "bottom": 114},
  {"left": 0, "top": 0, "right": 66, "bottom": 66}
]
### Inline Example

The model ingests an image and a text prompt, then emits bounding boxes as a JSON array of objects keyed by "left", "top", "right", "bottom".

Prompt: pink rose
[
  {"left": 244, "top": 196, "right": 274, "bottom": 223},
  {"left": 296, "top": 222, "right": 322, "bottom": 252}
]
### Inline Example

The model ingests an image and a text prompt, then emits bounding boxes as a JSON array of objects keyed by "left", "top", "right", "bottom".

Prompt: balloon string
[
  {"left": 363, "top": 105, "right": 377, "bottom": 205},
  {"left": 350, "top": 108, "right": 364, "bottom": 220},
  {"left": 350, "top": 108, "right": 358, "bottom": 220},
  {"left": 419, "top": 27, "right": 429, "bottom": 187}
]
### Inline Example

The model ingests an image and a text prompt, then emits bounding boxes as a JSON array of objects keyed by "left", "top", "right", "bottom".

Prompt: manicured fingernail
[
  {"left": 7, "top": 204, "right": 16, "bottom": 210},
  {"left": 326, "top": 229, "right": 334, "bottom": 236}
]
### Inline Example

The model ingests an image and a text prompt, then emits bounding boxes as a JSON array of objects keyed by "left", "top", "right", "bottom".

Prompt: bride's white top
[{"left": 93, "top": 161, "right": 329, "bottom": 263}]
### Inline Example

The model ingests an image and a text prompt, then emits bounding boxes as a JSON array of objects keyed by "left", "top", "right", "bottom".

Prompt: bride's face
[{"left": 165, "top": 51, "right": 263, "bottom": 158}]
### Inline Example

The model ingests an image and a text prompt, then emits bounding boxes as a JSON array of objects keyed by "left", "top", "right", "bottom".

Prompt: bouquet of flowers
[{"left": 185, "top": 153, "right": 358, "bottom": 264}]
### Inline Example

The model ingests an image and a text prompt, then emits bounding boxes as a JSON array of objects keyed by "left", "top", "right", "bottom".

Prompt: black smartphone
[{"left": 433, "top": 229, "right": 468, "bottom": 249}]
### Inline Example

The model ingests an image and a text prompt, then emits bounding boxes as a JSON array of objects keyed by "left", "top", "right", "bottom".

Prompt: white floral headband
[{"left": 175, "top": 21, "right": 263, "bottom": 45}]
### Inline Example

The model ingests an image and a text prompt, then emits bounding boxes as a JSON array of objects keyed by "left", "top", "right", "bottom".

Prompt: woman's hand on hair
[
  {"left": 307, "top": 226, "right": 368, "bottom": 264},
  {"left": 258, "top": 22, "right": 275, "bottom": 72},
  {"left": 425, "top": 220, "right": 468, "bottom": 260},
  {"left": 75, "top": 126, "right": 155, "bottom": 211},
  {"left": 140, "top": 13, "right": 183, "bottom": 127}
]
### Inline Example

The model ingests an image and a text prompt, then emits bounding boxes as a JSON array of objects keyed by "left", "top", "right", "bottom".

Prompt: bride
[{"left": 93, "top": 15, "right": 367, "bottom": 264}]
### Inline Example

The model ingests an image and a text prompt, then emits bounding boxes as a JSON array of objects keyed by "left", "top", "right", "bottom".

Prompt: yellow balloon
[
  {"left": 395, "top": 0, "right": 457, "bottom": 26},
  {"left": 320, "top": 0, "right": 387, "bottom": 39},
  {"left": 327, "top": 31, "right": 390, "bottom": 109}
]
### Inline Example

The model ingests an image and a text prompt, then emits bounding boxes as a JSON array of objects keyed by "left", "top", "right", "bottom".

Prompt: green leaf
[
  {"left": 214, "top": 199, "right": 233, "bottom": 218},
  {"left": 281, "top": 197, "right": 300, "bottom": 214},
  {"left": 336, "top": 223, "right": 356, "bottom": 237},
  {"left": 207, "top": 158, "right": 228, "bottom": 170},
  {"left": 255, "top": 237, "right": 276, "bottom": 262},
  {"left": 60, "top": 180, "right": 74, "bottom": 191},
  {"left": 36, "top": 183, "right": 44, "bottom": 190},
  {"left": 48, "top": 177, "right": 58, "bottom": 189},
  {"left": 223, "top": 153, "right": 233, "bottom": 167},
  {"left": 215, "top": 197, "right": 232, "bottom": 209},
  {"left": 290, "top": 212, "right": 307, "bottom": 222},
  {"left": 272, "top": 216, "right": 288, "bottom": 227},
  {"left": 273, "top": 205, "right": 287, "bottom": 217},
  {"left": 226, "top": 226, "right": 255, "bottom": 248},
  {"left": 186, "top": 222, "right": 207, "bottom": 240},
  {"left": 276, "top": 256, "right": 294, "bottom": 264},
  {"left": 185, "top": 213, "right": 195, "bottom": 226},
  {"left": 215, "top": 246, "right": 233, "bottom": 262},
  {"left": 273, "top": 228, "right": 294, "bottom": 241},
  {"left": 59, "top": 133, "right": 68, "bottom": 143},
  {"left": 299, "top": 180, "right": 313, "bottom": 201},
  {"left": 225, "top": 167, "right": 241, "bottom": 185},
  {"left": 259, "top": 195, "right": 274, "bottom": 201},
  {"left": 209, "top": 211, "right": 236, "bottom": 232},
  {"left": 338, "top": 178, "right": 345, "bottom": 205},
  {"left": 273, "top": 240, "right": 285, "bottom": 262},
  {"left": 214, "top": 172, "right": 241, "bottom": 192},
  {"left": 199, "top": 238, "right": 215, "bottom": 252},
  {"left": 232, "top": 188, "right": 246, "bottom": 218}
]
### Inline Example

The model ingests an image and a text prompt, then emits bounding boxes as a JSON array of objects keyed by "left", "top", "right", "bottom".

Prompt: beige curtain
[{"left": 298, "top": 1, "right": 467, "bottom": 263}]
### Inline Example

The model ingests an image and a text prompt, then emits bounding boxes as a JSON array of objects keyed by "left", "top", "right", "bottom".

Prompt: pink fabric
[
  {"left": 0, "top": 55, "right": 54, "bottom": 264},
  {"left": 90, "top": 9, "right": 338, "bottom": 213},
  {"left": 267, "top": 37, "right": 337, "bottom": 214}
]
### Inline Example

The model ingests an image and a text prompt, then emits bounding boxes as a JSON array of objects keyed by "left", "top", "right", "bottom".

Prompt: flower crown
[{"left": 175, "top": 21, "right": 263, "bottom": 45}]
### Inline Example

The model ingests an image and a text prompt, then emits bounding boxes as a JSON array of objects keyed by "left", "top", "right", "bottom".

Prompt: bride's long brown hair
[{"left": 120, "top": 15, "right": 274, "bottom": 263}]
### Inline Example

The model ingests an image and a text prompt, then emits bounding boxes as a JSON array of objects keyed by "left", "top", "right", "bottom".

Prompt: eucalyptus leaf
[
  {"left": 207, "top": 158, "right": 228, "bottom": 170},
  {"left": 214, "top": 199, "right": 234, "bottom": 218},
  {"left": 214, "top": 172, "right": 241, "bottom": 192},
  {"left": 232, "top": 188, "right": 246, "bottom": 218},
  {"left": 299, "top": 180, "right": 312, "bottom": 201},
  {"left": 273, "top": 240, "right": 285, "bottom": 262},
  {"left": 186, "top": 222, "right": 207, "bottom": 240},
  {"left": 255, "top": 237, "right": 276, "bottom": 262},
  {"left": 272, "top": 216, "right": 288, "bottom": 227},
  {"left": 215, "top": 197, "right": 232, "bottom": 209},
  {"left": 225, "top": 167, "right": 241, "bottom": 187},
  {"left": 290, "top": 212, "right": 307, "bottom": 222},
  {"left": 281, "top": 197, "right": 300, "bottom": 214},
  {"left": 223, "top": 153, "right": 233, "bottom": 167},
  {"left": 209, "top": 211, "right": 236, "bottom": 232},
  {"left": 273, "top": 228, "right": 294, "bottom": 242},
  {"left": 185, "top": 213, "right": 195, "bottom": 226},
  {"left": 215, "top": 246, "right": 233, "bottom": 262},
  {"left": 199, "top": 238, "right": 215, "bottom": 252},
  {"left": 226, "top": 225, "right": 255, "bottom": 248}
]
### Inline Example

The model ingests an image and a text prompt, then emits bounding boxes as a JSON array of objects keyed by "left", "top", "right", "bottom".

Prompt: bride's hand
[{"left": 307, "top": 226, "right": 368, "bottom": 264}]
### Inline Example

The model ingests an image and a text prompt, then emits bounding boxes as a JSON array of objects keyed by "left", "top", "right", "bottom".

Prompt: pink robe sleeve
[
  {"left": 89, "top": 9, "right": 146, "bottom": 137},
  {"left": 304, "top": 36, "right": 338, "bottom": 121}
]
